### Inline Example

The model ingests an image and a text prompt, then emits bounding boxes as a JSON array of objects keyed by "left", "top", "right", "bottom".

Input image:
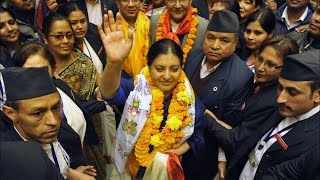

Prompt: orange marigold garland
[
  {"left": 156, "top": 8, "right": 199, "bottom": 64},
  {"left": 134, "top": 67, "right": 193, "bottom": 167}
]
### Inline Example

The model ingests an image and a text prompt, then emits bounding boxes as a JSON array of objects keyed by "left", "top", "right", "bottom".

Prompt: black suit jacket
[
  {"left": 207, "top": 110, "right": 320, "bottom": 180},
  {"left": 0, "top": 121, "right": 86, "bottom": 169},
  {"left": 0, "top": 46, "right": 14, "bottom": 68},
  {"left": 261, "top": 144, "right": 320, "bottom": 180},
  {"left": 218, "top": 82, "right": 279, "bottom": 151},
  {"left": 202, "top": 82, "right": 278, "bottom": 180},
  {"left": 0, "top": 141, "right": 64, "bottom": 180},
  {"left": 235, "top": 82, "right": 278, "bottom": 124},
  {"left": 0, "top": 111, "right": 12, "bottom": 133}
]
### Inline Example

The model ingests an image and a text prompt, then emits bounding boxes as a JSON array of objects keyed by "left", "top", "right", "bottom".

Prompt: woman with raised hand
[{"left": 99, "top": 11, "right": 205, "bottom": 179}]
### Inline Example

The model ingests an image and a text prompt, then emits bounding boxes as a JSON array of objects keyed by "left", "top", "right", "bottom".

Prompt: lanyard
[
  {"left": 258, "top": 121, "right": 301, "bottom": 150},
  {"left": 51, "top": 143, "right": 60, "bottom": 171}
]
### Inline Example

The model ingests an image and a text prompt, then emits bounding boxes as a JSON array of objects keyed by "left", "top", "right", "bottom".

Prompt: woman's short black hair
[
  {"left": 12, "top": 41, "right": 56, "bottom": 68},
  {"left": 147, "top": 39, "right": 183, "bottom": 66}
]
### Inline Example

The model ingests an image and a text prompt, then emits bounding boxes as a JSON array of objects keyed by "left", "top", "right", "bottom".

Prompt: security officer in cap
[
  {"left": 206, "top": 49, "right": 320, "bottom": 179},
  {"left": 184, "top": 9, "right": 253, "bottom": 179},
  {"left": 0, "top": 67, "right": 96, "bottom": 179}
]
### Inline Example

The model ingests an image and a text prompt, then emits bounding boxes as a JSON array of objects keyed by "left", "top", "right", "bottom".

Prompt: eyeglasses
[
  {"left": 167, "top": 0, "right": 190, "bottom": 5},
  {"left": 256, "top": 55, "right": 283, "bottom": 70},
  {"left": 47, "top": 33, "right": 73, "bottom": 40},
  {"left": 120, "top": 0, "right": 140, "bottom": 5}
]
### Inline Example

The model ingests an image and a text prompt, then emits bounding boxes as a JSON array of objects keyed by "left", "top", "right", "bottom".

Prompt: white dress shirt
[{"left": 86, "top": 0, "right": 103, "bottom": 25}]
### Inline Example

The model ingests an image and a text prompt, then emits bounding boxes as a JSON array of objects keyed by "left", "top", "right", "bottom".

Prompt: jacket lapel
[
  {"left": 200, "top": 55, "right": 233, "bottom": 103},
  {"left": 60, "top": 120, "right": 78, "bottom": 135},
  {"left": 267, "top": 112, "right": 320, "bottom": 152},
  {"left": 229, "top": 111, "right": 283, "bottom": 167},
  {"left": 8, "top": 128, "right": 24, "bottom": 141},
  {"left": 184, "top": 50, "right": 204, "bottom": 80}
]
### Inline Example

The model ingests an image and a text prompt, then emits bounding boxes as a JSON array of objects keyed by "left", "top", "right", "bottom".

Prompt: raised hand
[
  {"left": 98, "top": 10, "right": 133, "bottom": 64},
  {"left": 98, "top": 11, "right": 134, "bottom": 98}
]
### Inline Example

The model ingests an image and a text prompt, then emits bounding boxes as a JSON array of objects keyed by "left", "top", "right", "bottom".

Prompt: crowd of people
[{"left": 0, "top": 0, "right": 319, "bottom": 179}]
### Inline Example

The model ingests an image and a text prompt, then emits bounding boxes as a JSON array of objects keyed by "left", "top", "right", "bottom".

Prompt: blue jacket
[
  {"left": 225, "top": 82, "right": 279, "bottom": 143},
  {"left": 274, "top": 3, "right": 313, "bottom": 35},
  {"left": 184, "top": 46, "right": 253, "bottom": 180},
  {"left": 184, "top": 46, "right": 254, "bottom": 127}
]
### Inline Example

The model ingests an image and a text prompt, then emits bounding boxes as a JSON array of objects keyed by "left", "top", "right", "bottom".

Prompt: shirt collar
[
  {"left": 281, "top": 6, "right": 309, "bottom": 25},
  {"left": 14, "top": 126, "right": 28, "bottom": 141},
  {"left": 86, "top": 0, "right": 100, "bottom": 5},
  {"left": 201, "top": 56, "right": 222, "bottom": 72},
  {"left": 294, "top": 105, "right": 320, "bottom": 121},
  {"left": 171, "top": 19, "right": 180, "bottom": 33},
  {"left": 123, "top": 17, "right": 137, "bottom": 31}
]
